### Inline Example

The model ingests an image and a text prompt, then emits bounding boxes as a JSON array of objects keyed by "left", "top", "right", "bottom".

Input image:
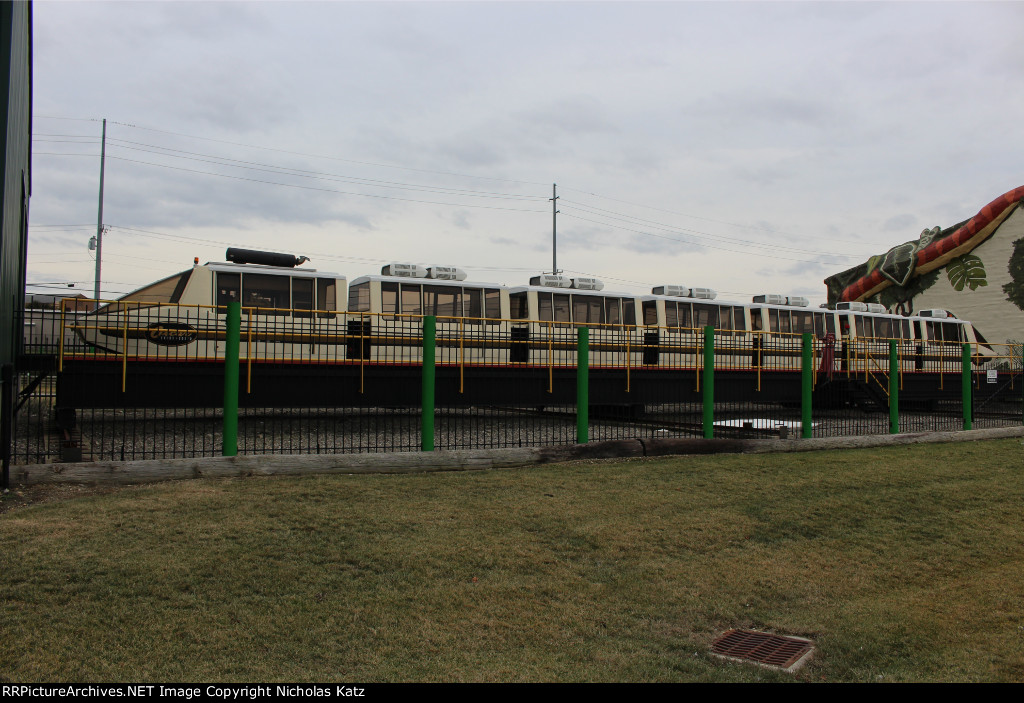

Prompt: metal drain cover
[{"left": 710, "top": 629, "right": 814, "bottom": 672}]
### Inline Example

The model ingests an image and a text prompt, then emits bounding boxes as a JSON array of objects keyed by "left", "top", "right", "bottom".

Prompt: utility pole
[
  {"left": 550, "top": 183, "right": 560, "bottom": 274},
  {"left": 93, "top": 118, "right": 107, "bottom": 307}
]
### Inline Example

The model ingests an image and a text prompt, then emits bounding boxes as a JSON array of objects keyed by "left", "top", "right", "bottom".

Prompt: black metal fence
[{"left": 7, "top": 306, "right": 1022, "bottom": 466}]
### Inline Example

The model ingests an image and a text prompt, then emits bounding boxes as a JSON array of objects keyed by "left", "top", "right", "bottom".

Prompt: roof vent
[
  {"left": 836, "top": 302, "right": 868, "bottom": 312},
  {"left": 691, "top": 287, "right": 717, "bottom": 300},
  {"left": 571, "top": 277, "right": 604, "bottom": 291},
  {"left": 786, "top": 296, "right": 810, "bottom": 308},
  {"left": 652, "top": 285, "right": 691, "bottom": 298},
  {"left": 753, "top": 294, "right": 787, "bottom": 305},
  {"left": 865, "top": 303, "right": 887, "bottom": 314},
  {"left": 918, "top": 308, "right": 950, "bottom": 318},
  {"left": 530, "top": 274, "right": 572, "bottom": 288},
  {"left": 382, "top": 263, "right": 428, "bottom": 278},
  {"left": 427, "top": 266, "right": 467, "bottom": 281}
]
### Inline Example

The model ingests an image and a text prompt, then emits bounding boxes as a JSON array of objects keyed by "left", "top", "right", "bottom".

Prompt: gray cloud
[
  {"left": 26, "top": 1, "right": 1024, "bottom": 309},
  {"left": 882, "top": 213, "right": 917, "bottom": 233}
]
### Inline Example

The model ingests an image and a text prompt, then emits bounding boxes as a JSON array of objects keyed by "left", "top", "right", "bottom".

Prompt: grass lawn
[{"left": 2, "top": 439, "right": 1023, "bottom": 682}]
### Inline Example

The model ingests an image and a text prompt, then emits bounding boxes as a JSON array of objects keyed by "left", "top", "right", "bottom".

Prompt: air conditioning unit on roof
[
  {"left": 836, "top": 302, "right": 868, "bottom": 312},
  {"left": 382, "top": 263, "right": 428, "bottom": 278},
  {"left": 530, "top": 274, "right": 572, "bottom": 288},
  {"left": 427, "top": 266, "right": 467, "bottom": 281},
  {"left": 571, "top": 277, "right": 604, "bottom": 291},
  {"left": 652, "top": 285, "right": 690, "bottom": 298}
]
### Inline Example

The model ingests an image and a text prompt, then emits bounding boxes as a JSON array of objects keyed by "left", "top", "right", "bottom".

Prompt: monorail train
[
  {"left": 54, "top": 245, "right": 1010, "bottom": 416},
  {"left": 68, "top": 247, "right": 982, "bottom": 368}
]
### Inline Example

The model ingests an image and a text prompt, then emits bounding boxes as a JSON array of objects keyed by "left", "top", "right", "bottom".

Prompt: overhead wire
[
  {"left": 102, "top": 118, "right": 550, "bottom": 187},
  {"left": 102, "top": 138, "right": 547, "bottom": 201}
]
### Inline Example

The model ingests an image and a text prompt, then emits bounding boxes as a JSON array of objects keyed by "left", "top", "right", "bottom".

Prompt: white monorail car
[
  {"left": 72, "top": 249, "right": 346, "bottom": 359},
  {"left": 69, "top": 248, "right": 981, "bottom": 373}
]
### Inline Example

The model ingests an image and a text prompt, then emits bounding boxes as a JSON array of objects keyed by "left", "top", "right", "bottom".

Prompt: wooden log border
[{"left": 10, "top": 426, "right": 1024, "bottom": 487}]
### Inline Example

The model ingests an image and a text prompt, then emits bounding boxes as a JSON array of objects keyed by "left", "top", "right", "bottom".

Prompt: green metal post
[
  {"left": 801, "top": 333, "right": 813, "bottom": 438},
  {"left": 703, "top": 326, "right": 715, "bottom": 439},
  {"left": 422, "top": 316, "right": 436, "bottom": 451},
  {"left": 962, "top": 343, "right": 972, "bottom": 431},
  {"left": 889, "top": 340, "right": 899, "bottom": 434},
  {"left": 222, "top": 302, "right": 240, "bottom": 456},
  {"left": 577, "top": 327, "right": 589, "bottom": 444}
]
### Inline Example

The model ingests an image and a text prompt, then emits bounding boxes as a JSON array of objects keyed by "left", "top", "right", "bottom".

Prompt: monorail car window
[
  {"left": 461, "top": 287, "right": 499, "bottom": 324},
  {"left": 424, "top": 286, "right": 461, "bottom": 318},
  {"left": 537, "top": 292, "right": 572, "bottom": 323},
  {"left": 873, "top": 317, "right": 894, "bottom": 339},
  {"left": 100, "top": 269, "right": 194, "bottom": 313},
  {"left": 465, "top": 289, "right": 482, "bottom": 321},
  {"left": 926, "top": 321, "right": 962, "bottom": 342},
  {"left": 642, "top": 301, "right": 657, "bottom": 326},
  {"left": 510, "top": 292, "right": 528, "bottom": 319},
  {"left": 485, "top": 289, "right": 501, "bottom": 323},
  {"left": 243, "top": 273, "right": 290, "bottom": 315},
  {"left": 169, "top": 270, "right": 192, "bottom": 303},
  {"left": 718, "top": 305, "right": 746, "bottom": 335},
  {"left": 768, "top": 309, "right": 790, "bottom": 334},
  {"left": 751, "top": 309, "right": 764, "bottom": 332},
  {"left": 623, "top": 299, "right": 636, "bottom": 326},
  {"left": 812, "top": 313, "right": 825, "bottom": 336},
  {"left": 606, "top": 297, "right": 621, "bottom": 325},
  {"left": 573, "top": 296, "right": 603, "bottom": 325},
  {"left": 693, "top": 303, "right": 717, "bottom": 328},
  {"left": 792, "top": 311, "right": 813, "bottom": 335},
  {"left": 401, "top": 286, "right": 422, "bottom": 316},
  {"left": 348, "top": 281, "right": 370, "bottom": 313},
  {"left": 292, "top": 278, "right": 313, "bottom": 318},
  {"left": 217, "top": 272, "right": 240, "bottom": 307},
  {"left": 378, "top": 281, "right": 397, "bottom": 316},
  {"left": 316, "top": 279, "right": 337, "bottom": 318}
]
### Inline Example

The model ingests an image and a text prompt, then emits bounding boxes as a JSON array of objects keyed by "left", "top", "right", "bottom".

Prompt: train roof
[
  {"left": 350, "top": 274, "right": 510, "bottom": 289},
  {"left": 508, "top": 284, "right": 636, "bottom": 298}
]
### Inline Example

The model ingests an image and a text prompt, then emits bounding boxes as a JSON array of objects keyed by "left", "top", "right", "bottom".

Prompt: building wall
[
  {"left": 0, "top": 1, "right": 32, "bottom": 369},
  {"left": 906, "top": 208, "right": 1024, "bottom": 345}
]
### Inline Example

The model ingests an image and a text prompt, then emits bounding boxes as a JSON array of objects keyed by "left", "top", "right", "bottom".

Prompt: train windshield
[{"left": 97, "top": 269, "right": 193, "bottom": 312}]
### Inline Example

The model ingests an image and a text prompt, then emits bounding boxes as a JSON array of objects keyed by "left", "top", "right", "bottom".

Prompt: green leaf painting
[
  {"left": 1003, "top": 238, "right": 1024, "bottom": 311},
  {"left": 946, "top": 254, "right": 988, "bottom": 292}
]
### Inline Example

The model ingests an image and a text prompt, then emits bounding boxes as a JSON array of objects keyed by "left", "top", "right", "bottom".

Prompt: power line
[
  {"left": 103, "top": 119, "right": 550, "bottom": 187},
  {"left": 100, "top": 155, "right": 550, "bottom": 213},
  {"left": 101, "top": 139, "right": 546, "bottom": 202}
]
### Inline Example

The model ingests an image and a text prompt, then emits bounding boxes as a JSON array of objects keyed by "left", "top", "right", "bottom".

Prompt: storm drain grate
[{"left": 710, "top": 629, "right": 814, "bottom": 672}]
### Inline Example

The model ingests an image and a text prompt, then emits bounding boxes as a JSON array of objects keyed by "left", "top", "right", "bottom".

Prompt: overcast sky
[{"left": 27, "top": 0, "right": 1024, "bottom": 306}]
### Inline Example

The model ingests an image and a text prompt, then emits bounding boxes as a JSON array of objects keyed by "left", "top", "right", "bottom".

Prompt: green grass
[{"left": 2, "top": 439, "right": 1023, "bottom": 682}]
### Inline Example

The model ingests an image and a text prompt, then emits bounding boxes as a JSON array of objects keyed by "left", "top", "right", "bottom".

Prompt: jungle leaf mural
[
  {"left": 1003, "top": 238, "right": 1024, "bottom": 312},
  {"left": 946, "top": 253, "right": 988, "bottom": 292},
  {"left": 873, "top": 269, "right": 939, "bottom": 315}
]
